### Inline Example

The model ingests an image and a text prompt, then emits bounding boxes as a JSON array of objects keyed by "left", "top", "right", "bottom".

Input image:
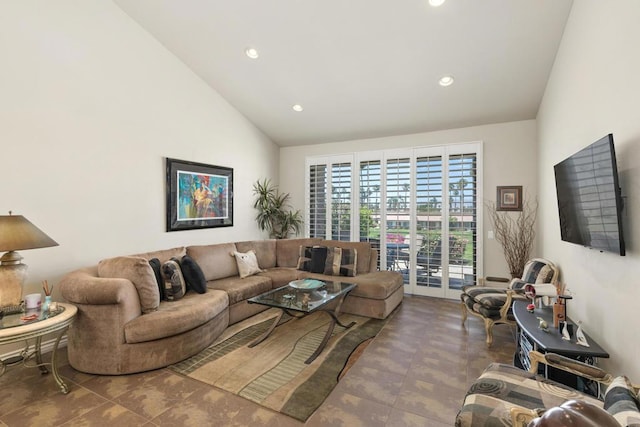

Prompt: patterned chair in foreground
[
  {"left": 455, "top": 351, "right": 640, "bottom": 426},
  {"left": 460, "top": 258, "right": 560, "bottom": 346}
]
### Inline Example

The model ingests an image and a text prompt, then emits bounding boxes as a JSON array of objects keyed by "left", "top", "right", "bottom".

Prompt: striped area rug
[{"left": 170, "top": 308, "right": 389, "bottom": 421}]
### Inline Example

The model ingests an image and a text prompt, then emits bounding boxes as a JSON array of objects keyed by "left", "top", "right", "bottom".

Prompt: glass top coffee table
[{"left": 247, "top": 279, "right": 357, "bottom": 364}]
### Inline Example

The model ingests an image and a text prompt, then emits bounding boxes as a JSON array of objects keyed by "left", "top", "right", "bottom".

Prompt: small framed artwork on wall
[
  {"left": 166, "top": 157, "right": 233, "bottom": 231},
  {"left": 496, "top": 186, "right": 523, "bottom": 211}
]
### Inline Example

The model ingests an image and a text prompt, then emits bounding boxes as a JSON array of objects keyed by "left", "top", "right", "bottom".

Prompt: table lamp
[{"left": 0, "top": 212, "right": 58, "bottom": 308}]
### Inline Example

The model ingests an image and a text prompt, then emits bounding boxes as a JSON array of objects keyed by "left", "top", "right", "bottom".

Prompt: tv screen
[{"left": 554, "top": 134, "right": 625, "bottom": 256}]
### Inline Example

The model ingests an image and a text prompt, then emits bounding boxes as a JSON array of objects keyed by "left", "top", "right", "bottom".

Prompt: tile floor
[{"left": 0, "top": 295, "right": 516, "bottom": 426}]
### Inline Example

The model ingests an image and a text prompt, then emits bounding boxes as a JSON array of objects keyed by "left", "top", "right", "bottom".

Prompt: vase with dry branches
[{"left": 486, "top": 197, "right": 538, "bottom": 278}]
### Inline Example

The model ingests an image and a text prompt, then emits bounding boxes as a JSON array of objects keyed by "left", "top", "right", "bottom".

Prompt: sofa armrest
[
  {"left": 59, "top": 267, "right": 143, "bottom": 354},
  {"left": 528, "top": 351, "right": 613, "bottom": 385},
  {"left": 59, "top": 267, "right": 141, "bottom": 308}
]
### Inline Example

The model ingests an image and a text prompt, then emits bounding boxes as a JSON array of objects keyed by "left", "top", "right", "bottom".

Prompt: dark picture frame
[
  {"left": 496, "top": 186, "right": 523, "bottom": 211},
  {"left": 166, "top": 157, "right": 233, "bottom": 231}
]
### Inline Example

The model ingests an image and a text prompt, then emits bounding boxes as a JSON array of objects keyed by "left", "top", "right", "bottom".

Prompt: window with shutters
[{"left": 306, "top": 142, "right": 481, "bottom": 298}]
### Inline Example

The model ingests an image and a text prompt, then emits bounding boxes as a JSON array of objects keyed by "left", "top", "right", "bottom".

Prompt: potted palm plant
[{"left": 252, "top": 179, "right": 303, "bottom": 239}]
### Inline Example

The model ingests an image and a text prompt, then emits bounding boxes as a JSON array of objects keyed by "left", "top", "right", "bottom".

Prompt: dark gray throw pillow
[
  {"left": 180, "top": 255, "right": 207, "bottom": 294},
  {"left": 148, "top": 258, "right": 166, "bottom": 301},
  {"left": 309, "top": 246, "right": 328, "bottom": 274},
  {"left": 296, "top": 246, "right": 328, "bottom": 273}
]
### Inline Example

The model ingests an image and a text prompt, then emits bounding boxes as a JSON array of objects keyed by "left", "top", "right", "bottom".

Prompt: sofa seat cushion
[
  {"left": 207, "top": 275, "right": 272, "bottom": 305},
  {"left": 461, "top": 286, "right": 508, "bottom": 309},
  {"left": 124, "top": 290, "right": 228, "bottom": 344},
  {"left": 461, "top": 294, "right": 517, "bottom": 322},
  {"left": 300, "top": 270, "right": 403, "bottom": 300},
  {"left": 455, "top": 363, "right": 603, "bottom": 427},
  {"left": 257, "top": 267, "right": 298, "bottom": 288}
]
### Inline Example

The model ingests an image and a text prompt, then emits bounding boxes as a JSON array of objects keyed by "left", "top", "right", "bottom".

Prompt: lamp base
[{"left": 0, "top": 262, "right": 26, "bottom": 307}]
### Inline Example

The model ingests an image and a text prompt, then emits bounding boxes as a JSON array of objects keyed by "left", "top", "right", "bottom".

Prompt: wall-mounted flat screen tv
[{"left": 553, "top": 134, "right": 625, "bottom": 256}]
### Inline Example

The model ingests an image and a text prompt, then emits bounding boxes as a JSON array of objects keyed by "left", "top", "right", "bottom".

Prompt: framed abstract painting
[{"left": 166, "top": 158, "right": 233, "bottom": 231}]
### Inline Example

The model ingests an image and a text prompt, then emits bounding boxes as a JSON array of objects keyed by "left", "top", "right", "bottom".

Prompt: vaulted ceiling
[{"left": 114, "top": 0, "right": 573, "bottom": 146}]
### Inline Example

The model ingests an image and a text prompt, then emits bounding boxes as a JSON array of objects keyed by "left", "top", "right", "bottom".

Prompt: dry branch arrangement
[{"left": 486, "top": 197, "right": 538, "bottom": 278}]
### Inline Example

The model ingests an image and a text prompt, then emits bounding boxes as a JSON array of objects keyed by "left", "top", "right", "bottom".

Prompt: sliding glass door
[{"left": 306, "top": 143, "right": 482, "bottom": 299}]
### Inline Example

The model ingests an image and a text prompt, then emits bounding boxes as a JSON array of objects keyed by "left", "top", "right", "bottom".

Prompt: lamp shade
[{"left": 0, "top": 214, "right": 58, "bottom": 254}]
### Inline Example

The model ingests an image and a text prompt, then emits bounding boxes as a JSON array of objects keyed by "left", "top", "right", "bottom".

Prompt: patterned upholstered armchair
[
  {"left": 460, "top": 258, "right": 560, "bottom": 346},
  {"left": 456, "top": 351, "right": 640, "bottom": 427}
]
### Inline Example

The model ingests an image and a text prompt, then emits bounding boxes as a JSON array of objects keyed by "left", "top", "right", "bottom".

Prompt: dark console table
[{"left": 513, "top": 300, "right": 609, "bottom": 396}]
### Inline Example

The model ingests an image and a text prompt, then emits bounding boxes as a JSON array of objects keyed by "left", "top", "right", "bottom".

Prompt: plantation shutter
[
  {"left": 308, "top": 164, "right": 327, "bottom": 238},
  {"left": 331, "top": 162, "right": 352, "bottom": 240},
  {"left": 415, "top": 155, "right": 443, "bottom": 287},
  {"left": 448, "top": 153, "right": 477, "bottom": 286}
]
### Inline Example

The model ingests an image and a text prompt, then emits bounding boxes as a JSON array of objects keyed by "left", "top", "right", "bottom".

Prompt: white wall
[
  {"left": 280, "top": 119, "right": 539, "bottom": 282},
  {"left": 538, "top": 1, "right": 640, "bottom": 379},
  {"left": 0, "top": 1, "right": 278, "bottom": 299}
]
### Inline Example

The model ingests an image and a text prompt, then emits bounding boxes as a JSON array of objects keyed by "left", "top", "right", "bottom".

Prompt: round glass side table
[{"left": 0, "top": 303, "right": 77, "bottom": 394}]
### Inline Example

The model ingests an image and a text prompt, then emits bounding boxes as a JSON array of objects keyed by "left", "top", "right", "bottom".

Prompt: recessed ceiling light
[
  {"left": 429, "top": 0, "right": 446, "bottom": 6},
  {"left": 245, "top": 47, "right": 259, "bottom": 59},
  {"left": 439, "top": 75, "right": 454, "bottom": 87},
  {"left": 292, "top": 104, "right": 304, "bottom": 112}
]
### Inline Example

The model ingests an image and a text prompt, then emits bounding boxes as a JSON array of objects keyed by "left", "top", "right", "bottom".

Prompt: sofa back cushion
[
  {"left": 98, "top": 256, "right": 160, "bottom": 313},
  {"left": 187, "top": 243, "right": 239, "bottom": 281},
  {"left": 132, "top": 247, "right": 186, "bottom": 263},
  {"left": 276, "top": 238, "right": 322, "bottom": 267},
  {"left": 235, "top": 240, "right": 277, "bottom": 269}
]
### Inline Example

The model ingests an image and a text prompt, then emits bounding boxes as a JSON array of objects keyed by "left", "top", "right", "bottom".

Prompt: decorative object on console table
[
  {"left": 576, "top": 320, "right": 590, "bottom": 347},
  {"left": 0, "top": 212, "right": 58, "bottom": 308},
  {"left": 513, "top": 300, "right": 608, "bottom": 396},
  {"left": 165, "top": 158, "right": 233, "bottom": 231},
  {"left": 42, "top": 280, "right": 53, "bottom": 314}
]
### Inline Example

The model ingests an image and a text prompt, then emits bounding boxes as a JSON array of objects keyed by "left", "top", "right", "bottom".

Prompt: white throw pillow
[{"left": 232, "top": 250, "right": 263, "bottom": 278}]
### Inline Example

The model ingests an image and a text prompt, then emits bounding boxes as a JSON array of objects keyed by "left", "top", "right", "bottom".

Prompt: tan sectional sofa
[{"left": 59, "top": 238, "right": 403, "bottom": 375}]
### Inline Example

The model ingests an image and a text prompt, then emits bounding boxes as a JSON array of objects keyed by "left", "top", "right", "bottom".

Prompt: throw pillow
[
  {"left": 297, "top": 246, "right": 329, "bottom": 274},
  {"left": 604, "top": 376, "right": 640, "bottom": 427},
  {"left": 232, "top": 250, "right": 263, "bottom": 278},
  {"left": 309, "top": 246, "right": 328, "bottom": 273},
  {"left": 180, "top": 255, "right": 207, "bottom": 294},
  {"left": 535, "top": 264, "right": 555, "bottom": 284},
  {"left": 162, "top": 258, "right": 187, "bottom": 301},
  {"left": 324, "top": 247, "right": 341, "bottom": 275},
  {"left": 148, "top": 258, "right": 166, "bottom": 301},
  {"left": 339, "top": 247, "right": 357, "bottom": 277},
  {"left": 296, "top": 245, "right": 313, "bottom": 271},
  {"left": 98, "top": 256, "right": 160, "bottom": 313}
]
